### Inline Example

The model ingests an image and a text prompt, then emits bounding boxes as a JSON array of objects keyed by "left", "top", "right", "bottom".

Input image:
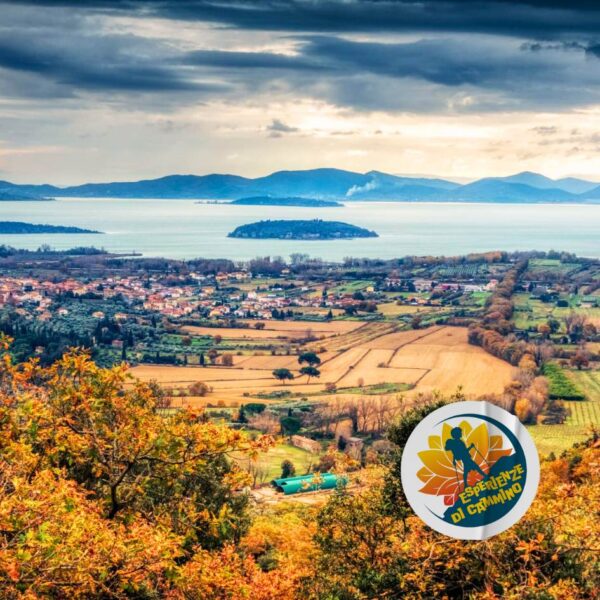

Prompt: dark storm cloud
[
  {"left": 4, "top": 1, "right": 600, "bottom": 38},
  {"left": 0, "top": 0, "right": 599, "bottom": 113},
  {"left": 0, "top": 9, "right": 227, "bottom": 94},
  {"left": 190, "top": 35, "right": 600, "bottom": 112},
  {"left": 0, "top": 38, "right": 205, "bottom": 92},
  {"left": 299, "top": 36, "right": 529, "bottom": 87},
  {"left": 183, "top": 49, "right": 322, "bottom": 71}
]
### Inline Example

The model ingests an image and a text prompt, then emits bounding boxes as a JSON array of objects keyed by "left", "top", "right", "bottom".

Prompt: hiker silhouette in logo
[{"left": 445, "top": 426, "right": 487, "bottom": 491}]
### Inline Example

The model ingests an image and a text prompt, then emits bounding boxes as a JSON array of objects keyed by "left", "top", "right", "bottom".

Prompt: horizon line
[{"left": 4, "top": 167, "right": 600, "bottom": 188}]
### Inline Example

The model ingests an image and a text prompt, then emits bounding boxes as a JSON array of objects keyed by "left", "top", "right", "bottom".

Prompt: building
[{"left": 290, "top": 435, "right": 322, "bottom": 454}]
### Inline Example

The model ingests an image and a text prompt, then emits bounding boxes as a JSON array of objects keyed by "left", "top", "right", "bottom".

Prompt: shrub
[
  {"left": 188, "top": 381, "right": 211, "bottom": 396},
  {"left": 281, "top": 459, "right": 296, "bottom": 479}
]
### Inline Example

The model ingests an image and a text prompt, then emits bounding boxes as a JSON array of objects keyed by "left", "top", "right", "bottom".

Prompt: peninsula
[
  {"left": 227, "top": 219, "right": 378, "bottom": 240},
  {"left": 0, "top": 222, "right": 102, "bottom": 234},
  {"left": 0, "top": 190, "right": 54, "bottom": 202}
]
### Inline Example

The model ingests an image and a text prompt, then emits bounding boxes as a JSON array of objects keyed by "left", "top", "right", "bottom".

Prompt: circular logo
[{"left": 401, "top": 401, "right": 540, "bottom": 540}]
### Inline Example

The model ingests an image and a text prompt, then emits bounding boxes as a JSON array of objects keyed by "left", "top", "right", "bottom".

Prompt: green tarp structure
[{"left": 271, "top": 473, "right": 347, "bottom": 495}]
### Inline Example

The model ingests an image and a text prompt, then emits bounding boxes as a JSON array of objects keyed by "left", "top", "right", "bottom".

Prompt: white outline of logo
[{"left": 401, "top": 401, "right": 540, "bottom": 540}]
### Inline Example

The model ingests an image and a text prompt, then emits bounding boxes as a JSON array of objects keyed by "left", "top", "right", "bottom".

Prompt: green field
[
  {"left": 329, "top": 280, "right": 374, "bottom": 294},
  {"left": 542, "top": 363, "right": 585, "bottom": 400},
  {"left": 512, "top": 292, "right": 600, "bottom": 332},
  {"left": 255, "top": 443, "right": 320, "bottom": 481},
  {"left": 336, "top": 382, "right": 413, "bottom": 395},
  {"left": 528, "top": 369, "right": 600, "bottom": 456},
  {"left": 526, "top": 259, "right": 582, "bottom": 276},
  {"left": 469, "top": 291, "right": 492, "bottom": 306}
]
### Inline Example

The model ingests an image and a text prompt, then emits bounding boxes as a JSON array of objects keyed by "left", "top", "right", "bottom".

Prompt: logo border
[{"left": 400, "top": 401, "right": 540, "bottom": 540}]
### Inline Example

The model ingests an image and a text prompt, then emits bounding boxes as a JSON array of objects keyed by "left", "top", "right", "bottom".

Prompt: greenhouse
[{"left": 271, "top": 473, "right": 347, "bottom": 495}]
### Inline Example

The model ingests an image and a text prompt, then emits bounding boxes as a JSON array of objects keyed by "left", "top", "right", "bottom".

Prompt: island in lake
[
  {"left": 0, "top": 222, "right": 102, "bottom": 234},
  {"left": 228, "top": 219, "right": 378, "bottom": 240},
  {"left": 230, "top": 196, "right": 343, "bottom": 207}
]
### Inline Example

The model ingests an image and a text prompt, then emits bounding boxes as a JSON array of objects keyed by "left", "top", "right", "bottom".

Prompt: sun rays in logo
[{"left": 417, "top": 421, "right": 512, "bottom": 506}]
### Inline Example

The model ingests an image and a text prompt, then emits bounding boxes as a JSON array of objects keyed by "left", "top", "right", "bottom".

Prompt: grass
[
  {"left": 528, "top": 369, "right": 600, "bottom": 457},
  {"left": 512, "top": 292, "right": 600, "bottom": 332},
  {"left": 526, "top": 259, "right": 581, "bottom": 276},
  {"left": 528, "top": 424, "right": 594, "bottom": 457},
  {"left": 469, "top": 291, "right": 492, "bottom": 306},
  {"left": 241, "top": 443, "right": 320, "bottom": 482},
  {"left": 292, "top": 307, "right": 345, "bottom": 317},
  {"left": 335, "top": 382, "right": 413, "bottom": 395},
  {"left": 542, "top": 363, "right": 585, "bottom": 400},
  {"left": 329, "top": 280, "right": 374, "bottom": 294},
  {"left": 376, "top": 302, "right": 423, "bottom": 317}
]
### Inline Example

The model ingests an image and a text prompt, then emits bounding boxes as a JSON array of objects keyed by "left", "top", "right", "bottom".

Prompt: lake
[{"left": 0, "top": 198, "right": 598, "bottom": 260}]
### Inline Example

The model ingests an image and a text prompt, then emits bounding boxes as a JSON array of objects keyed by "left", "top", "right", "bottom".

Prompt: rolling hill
[
  {"left": 493, "top": 171, "right": 599, "bottom": 194},
  {"left": 1, "top": 169, "right": 598, "bottom": 203}
]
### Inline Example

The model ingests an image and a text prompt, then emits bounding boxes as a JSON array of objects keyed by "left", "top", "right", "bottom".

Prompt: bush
[
  {"left": 281, "top": 459, "right": 296, "bottom": 479},
  {"left": 221, "top": 353, "right": 234, "bottom": 366},
  {"left": 188, "top": 381, "right": 211, "bottom": 396},
  {"left": 280, "top": 416, "right": 302, "bottom": 435}
]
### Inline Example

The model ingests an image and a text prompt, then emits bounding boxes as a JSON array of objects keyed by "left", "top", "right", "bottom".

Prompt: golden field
[
  {"left": 130, "top": 325, "right": 516, "bottom": 406},
  {"left": 181, "top": 319, "right": 363, "bottom": 340}
]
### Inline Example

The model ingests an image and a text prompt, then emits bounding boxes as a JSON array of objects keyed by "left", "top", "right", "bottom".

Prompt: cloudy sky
[{"left": 1, "top": 0, "right": 600, "bottom": 184}]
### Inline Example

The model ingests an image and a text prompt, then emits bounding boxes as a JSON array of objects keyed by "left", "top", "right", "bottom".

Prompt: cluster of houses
[
  {"left": 0, "top": 272, "right": 250, "bottom": 322},
  {"left": 384, "top": 275, "right": 498, "bottom": 293},
  {"left": 0, "top": 270, "right": 325, "bottom": 323},
  {"left": 382, "top": 276, "right": 499, "bottom": 308},
  {"left": 1, "top": 268, "right": 523, "bottom": 327}
]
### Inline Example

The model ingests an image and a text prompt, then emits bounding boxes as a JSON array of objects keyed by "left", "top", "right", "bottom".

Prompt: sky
[{"left": 1, "top": 1, "right": 600, "bottom": 185}]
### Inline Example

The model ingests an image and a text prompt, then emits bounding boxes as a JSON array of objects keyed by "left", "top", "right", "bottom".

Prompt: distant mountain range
[{"left": 2, "top": 169, "right": 600, "bottom": 203}]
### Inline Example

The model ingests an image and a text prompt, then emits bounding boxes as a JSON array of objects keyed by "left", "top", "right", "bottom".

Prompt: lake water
[{"left": 1, "top": 198, "right": 598, "bottom": 261}]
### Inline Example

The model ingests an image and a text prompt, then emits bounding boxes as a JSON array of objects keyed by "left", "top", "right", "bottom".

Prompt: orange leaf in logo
[{"left": 417, "top": 420, "right": 512, "bottom": 505}]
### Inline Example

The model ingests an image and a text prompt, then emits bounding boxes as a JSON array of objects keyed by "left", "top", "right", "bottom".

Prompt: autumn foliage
[
  {"left": 0, "top": 335, "right": 598, "bottom": 599},
  {"left": 0, "top": 336, "right": 276, "bottom": 598},
  {"left": 468, "top": 260, "right": 534, "bottom": 367}
]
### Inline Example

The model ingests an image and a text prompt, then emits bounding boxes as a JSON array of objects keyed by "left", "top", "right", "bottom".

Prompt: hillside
[
  {"left": 494, "top": 171, "right": 600, "bottom": 194},
  {"left": 445, "top": 179, "right": 577, "bottom": 203}
]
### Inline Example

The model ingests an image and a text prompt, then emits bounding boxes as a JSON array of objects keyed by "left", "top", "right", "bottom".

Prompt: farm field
[
  {"left": 513, "top": 292, "right": 600, "bottom": 330},
  {"left": 528, "top": 369, "right": 600, "bottom": 456},
  {"left": 240, "top": 320, "right": 362, "bottom": 333},
  {"left": 376, "top": 302, "right": 424, "bottom": 317},
  {"left": 181, "top": 326, "right": 332, "bottom": 340},
  {"left": 360, "top": 326, "right": 439, "bottom": 350},
  {"left": 328, "top": 280, "right": 374, "bottom": 294},
  {"left": 234, "top": 352, "right": 337, "bottom": 369},
  {"left": 336, "top": 348, "right": 425, "bottom": 388},
  {"left": 306, "top": 322, "right": 396, "bottom": 352},
  {"left": 131, "top": 325, "right": 516, "bottom": 406}
]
